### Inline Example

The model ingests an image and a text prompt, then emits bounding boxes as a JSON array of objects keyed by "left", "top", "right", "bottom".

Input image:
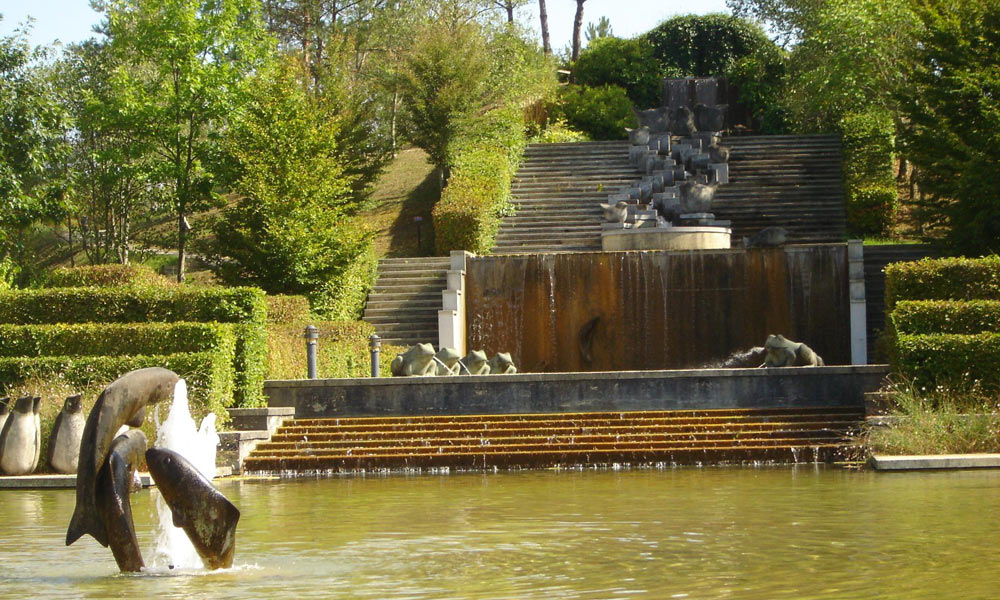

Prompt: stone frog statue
[
  {"left": 763, "top": 334, "right": 825, "bottom": 367},
  {"left": 434, "top": 347, "right": 463, "bottom": 375},
  {"left": 625, "top": 126, "right": 650, "bottom": 145},
  {"left": 599, "top": 201, "right": 629, "bottom": 223},
  {"left": 488, "top": 352, "right": 517, "bottom": 375},
  {"left": 390, "top": 343, "right": 437, "bottom": 376},
  {"left": 461, "top": 350, "right": 491, "bottom": 375},
  {"left": 694, "top": 103, "right": 728, "bottom": 132},
  {"left": 633, "top": 107, "right": 671, "bottom": 133},
  {"left": 743, "top": 226, "right": 789, "bottom": 248},
  {"left": 670, "top": 106, "right": 697, "bottom": 136}
]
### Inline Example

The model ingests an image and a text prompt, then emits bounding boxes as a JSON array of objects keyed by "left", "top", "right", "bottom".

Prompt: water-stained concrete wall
[{"left": 465, "top": 245, "right": 849, "bottom": 372}]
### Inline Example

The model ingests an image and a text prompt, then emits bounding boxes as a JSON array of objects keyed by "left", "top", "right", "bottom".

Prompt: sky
[{"left": 0, "top": 0, "right": 732, "bottom": 50}]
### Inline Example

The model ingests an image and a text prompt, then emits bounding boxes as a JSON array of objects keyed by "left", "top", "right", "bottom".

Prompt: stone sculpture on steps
[
  {"left": 0, "top": 396, "right": 40, "bottom": 475},
  {"left": 694, "top": 103, "right": 728, "bottom": 132},
  {"left": 707, "top": 142, "right": 730, "bottom": 164},
  {"left": 434, "top": 347, "right": 463, "bottom": 375},
  {"left": 671, "top": 106, "right": 697, "bottom": 136},
  {"left": 488, "top": 352, "right": 517, "bottom": 375},
  {"left": 633, "top": 107, "right": 671, "bottom": 133},
  {"left": 48, "top": 394, "right": 85, "bottom": 474},
  {"left": 461, "top": 350, "right": 491, "bottom": 375},
  {"left": 625, "top": 126, "right": 650, "bottom": 145},
  {"left": 390, "top": 343, "right": 437, "bottom": 376},
  {"left": 743, "top": 226, "right": 789, "bottom": 248},
  {"left": 600, "top": 201, "right": 629, "bottom": 223},
  {"left": 763, "top": 334, "right": 825, "bottom": 367},
  {"left": 678, "top": 181, "right": 718, "bottom": 214}
]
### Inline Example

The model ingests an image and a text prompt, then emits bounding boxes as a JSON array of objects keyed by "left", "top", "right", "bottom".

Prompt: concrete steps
[
  {"left": 362, "top": 256, "right": 451, "bottom": 347},
  {"left": 242, "top": 406, "right": 863, "bottom": 472},
  {"left": 494, "top": 135, "right": 847, "bottom": 254}
]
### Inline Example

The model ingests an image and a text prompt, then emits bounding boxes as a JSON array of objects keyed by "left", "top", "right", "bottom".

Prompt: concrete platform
[
  {"left": 0, "top": 473, "right": 153, "bottom": 489},
  {"left": 871, "top": 454, "right": 1000, "bottom": 471}
]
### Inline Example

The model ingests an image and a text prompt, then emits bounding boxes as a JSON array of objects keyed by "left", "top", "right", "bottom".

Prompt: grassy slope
[{"left": 361, "top": 147, "right": 440, "bottom": 258}]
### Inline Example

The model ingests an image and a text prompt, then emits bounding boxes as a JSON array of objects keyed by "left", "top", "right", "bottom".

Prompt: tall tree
[
  {"left": 0, "top": 26, "right": 69, "bottom": 265},
  {"left": 571, "top": 0, "right": 586, "bottom": 61},
  {"left": 538, "top": 0, "right": 551, "bottom": 54},
  {"left": 585, "top": 16, "right": 612, "bottom": 43},
  {"left": 101, "top": 0, "right": 272, "bottom": 282}
]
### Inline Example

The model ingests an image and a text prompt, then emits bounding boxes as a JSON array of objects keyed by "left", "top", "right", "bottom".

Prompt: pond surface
[{"left": 2, "top": 467, "right": 999, "bottom": 599}]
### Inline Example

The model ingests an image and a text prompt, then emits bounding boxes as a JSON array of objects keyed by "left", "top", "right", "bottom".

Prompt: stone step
[{"left": 364, "top": 298, "right": 443, "bottom": 311}]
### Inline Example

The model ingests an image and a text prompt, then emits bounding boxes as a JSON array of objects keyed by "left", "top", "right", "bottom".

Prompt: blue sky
[{"left": 1, "top": 0, "right": 731, "bottom": 50}]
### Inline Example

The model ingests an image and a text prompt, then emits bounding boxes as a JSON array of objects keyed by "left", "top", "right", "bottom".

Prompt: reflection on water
[{"left": 3, "top": 467, "right": 999, "bottom": 599}]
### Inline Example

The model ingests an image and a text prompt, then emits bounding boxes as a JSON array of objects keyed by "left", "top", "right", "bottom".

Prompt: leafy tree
[
  {"left": 553, "top": 84, "right": 634, "bottom": 140},
  {"left": 100, "top": 0, "right": 272, "bottom": 282},
  {"left": 726, "top": 0, "right": 825, "bottom": 46},
  {"left": 573, "top": 36, "right": 662, "bottom": 109},
  {"left": 645, "top": 13, "right": 778, "bottom": 77},
  {"left": 0, "top": 26, "right": 69, "bottom": 263},
  {"left": 210, "top": 57, "right": 374, "bottom": 310},
  {"left": 898, "top": 0, "right": 1000, "bottom": 255}
]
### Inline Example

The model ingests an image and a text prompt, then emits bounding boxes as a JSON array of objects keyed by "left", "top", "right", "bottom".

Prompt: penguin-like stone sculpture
[
  {"left": 0, "top": 398, "right": 9, "bottom": 437},
  {"left": 48, "top": 394, "right": 85, "bottom": 474},
  {"left": 31, "top": 397, "right": 41, "bottom": 472},
  {"left": 0, "top": 396, "right": 40, "bottom": 475}
]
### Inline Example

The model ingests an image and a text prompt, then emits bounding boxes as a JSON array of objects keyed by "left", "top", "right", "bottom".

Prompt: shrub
[
  {"left": 530, "top": 118, "right": 590, "bottom": 144},
  {"left": 0, "top": 286, "right": 267, "bottom": 406},
  {"left": 884, "top": 256, "right": 1000, "bottom": 309},
  {"left": 890, "top": 300, "right": 1000, "bottom": 335},
  {"left": 310, "top": 229, "right": 378, "bottom": 321},
  {"left": 0, "top": 350, "right": 234, "bottom": 421},
  {"left": 892, "top": 332, "right": 1000, "bottom": 392},
  {"left": 573, "top": 37, "right": 662, "bottom": 108},
  {"left": 839, "top": 111, "right": 897, "bottom": 236},
  {"left": 553, "top": 84, "right": 635, "bottom": 141},
  {"left": 265, "top": 295, "right": 311, "bottom": 325},
  {"left": 44, "top": 264, "right": 170, "bottom": 288},
  {"left": 433, "top": 106, "right": 525, "bottom": 255},
  {"left": 0, "top": 322, "right": 236, "bottom": 357},
  {"left": 645, "top": 13, "right": 778, "bottom": 77}
]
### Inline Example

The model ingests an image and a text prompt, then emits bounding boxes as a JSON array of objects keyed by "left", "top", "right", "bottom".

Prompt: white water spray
[{"left": 148, "top": 379, "right": 219, "bottom": 570}]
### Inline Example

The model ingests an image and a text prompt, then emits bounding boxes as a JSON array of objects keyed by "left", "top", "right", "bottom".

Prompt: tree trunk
[
  {"left": 539, "top": 0, "right": 551, "bottom": 54},
  {"left": 390, "top": 88, "right": 399, "bottom": 156},
  {"left": 571, "top": 0, "right": 585, "bottom": 61},
  {"left": 177, "top": 214, "right": 186, "bottom": 284},
  {"left": 506, "top": 2, "right": 514, "bottom": 23}
]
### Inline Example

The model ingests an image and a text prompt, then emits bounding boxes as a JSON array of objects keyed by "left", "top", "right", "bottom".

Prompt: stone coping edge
[
  {"left": 0, "top": 474, "right": 153, "bottom": 489},
  {"left": 871, "top": 454, "right": 1000, "bottom": 471},
  {"left": 228, "top": 407, "right": 295, "bottom": 416},
  {"left": 266, "top": 365, "right": 890, "bottom": 389}
]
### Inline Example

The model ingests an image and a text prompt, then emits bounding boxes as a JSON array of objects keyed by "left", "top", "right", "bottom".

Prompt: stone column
[{"left": 848, "top": 240, "right": 868, "bottom": 365}]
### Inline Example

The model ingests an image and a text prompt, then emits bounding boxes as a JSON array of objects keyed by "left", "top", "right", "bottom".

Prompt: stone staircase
[
  {"left": 492, "top": 135, "right": 846, "bottom": 253},
  {"left": 362, "top": 256, "right": 451, "bottom": 347},
  {"left": 218, "top": 407, "right": 295, "bottom": 474},
  {"left": 494, "top": 141, "right": 643, "bottom": 254},
  {"left": 241, "top": 406, "right": 863, "bottom": 473},
  {"left": 715, "top": 134, "right": 846, "bottom": 244}
]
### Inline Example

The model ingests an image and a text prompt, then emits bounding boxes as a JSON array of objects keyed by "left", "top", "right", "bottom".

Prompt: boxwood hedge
[
  {"left": 885, "top": 256, "right": 1000, "bottom": 310},
  {"left": 893, "top": 332, "right": 1000, "bottom": 392},
  {"left": 890, "top": 300, "right": 1000, "bottom": 336}
]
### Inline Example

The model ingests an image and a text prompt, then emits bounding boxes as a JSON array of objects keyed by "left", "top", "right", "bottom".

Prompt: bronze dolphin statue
[
  {"left": 146, "top": 447, "right": 240, "bottom": 570},
  {"left": 96, "top": 430, "right": 148, "bottom": 572},
  {"left": 67, "top": 367, "right": 179, "bottom": 547}
]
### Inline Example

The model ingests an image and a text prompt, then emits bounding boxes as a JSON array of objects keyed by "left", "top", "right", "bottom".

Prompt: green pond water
[{"left": 2, "top": 467, "right": 999, "bottom": 599}]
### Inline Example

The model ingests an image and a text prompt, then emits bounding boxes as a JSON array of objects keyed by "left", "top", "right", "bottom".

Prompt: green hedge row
[
  {"left": 0, "top": 287, "right": 267, "bottom": 407},
  {"left": 885, "top": 256, "right": 1000, "bottom": 309},
  {"left": 0, "top": 322, "right": 236, "bottom": 358},
  {"left": 433, "top": 106, "right": 526, "bottom": 255},
  {"left": 890, "top": 300, "right": 1000, "bottom": 335},
  {"left": 0, "top": 350, "right": 234, "bottom": 420},
  {"left": 893, "top": 333, "right": 1000, "bottom": 392},
  {"left": 265, "top": 295, "right": 311, "bottom": 324},
  {"left": 266, "top": 320, "right": 404, "bottom": 380},
  {"left": 44, "top": 264, "right": 171, "bottom": 288}
]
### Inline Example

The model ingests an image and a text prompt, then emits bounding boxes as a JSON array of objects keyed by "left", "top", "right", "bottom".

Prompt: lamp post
[
  {"left": 304, "top": 325, "right": 319, "bottom": 379},
  {"left": 369, "top": 334, "right": 382, "bottom": 377}
]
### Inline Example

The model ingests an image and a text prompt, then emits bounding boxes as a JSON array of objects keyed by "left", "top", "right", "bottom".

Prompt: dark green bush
[
  {"left": 891, "top": 300, "right": 1000, "bottom": 335},
  {"left": 884, "top": 256, "right": 1000, "bottom": 309},
  {"left": 573, "top": 37, "right": 663, "bottom": 109},
  {"left": 433, "top": 106, "right": 525, "bottom": 254},
  {"left": 45, "top": 264, "right": 171, "bottom": 288},
  {"left": 645, "top": 13, "right": 777, "bottom": 77},
  {"left": 0, "top": 350, "right": 234, "bottom": 420},
  {"left": 553, "top": 84, "right": 634, "bottom": 141},
  {"left": 0, "top": 286, "right": 267, "bottom": 406},
  {"left": 0, "top": 322, "right": 235, "bottom": 357},
  {"left": 726, "top": 48, "right": 789, "bottom": 134},
  {"left": 265, "top": 295, "right": 311, "bottom": 324},
  {"left": 840, "top": 110, "right": 897, "bottom": 236},
  {"left": 893, "top": 332, "right": 1000, "bottom": 392}
]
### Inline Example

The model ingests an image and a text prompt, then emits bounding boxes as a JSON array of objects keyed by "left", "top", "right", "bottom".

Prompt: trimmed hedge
[
  {"left": 0, "top": 287, "right": 267, "bottom": 407},
  {"left": 434, "top": 106, "right": 526, "bottom": 255},
  {"left": 45, "top": 264, "right": 171, "bottom": 288},
  {"left": 885, "top": 256, "right": 1000, "bottom": 310},
  {"left": 890, "top": 300, "right": 1000, "bottom": 335},
  {"left": 265, "top": 295, "right": 311, "bottom": 324},
  {"left": 893, "top": 333, "right": 1000, "bottom": 392},
  {"left": 839, "top": 111, "right": 897, "bottom": 237},
  {"left": 0, "top": 350, "right": 234, "bottom": 420},
  {"left": 266, "top": 320, "right": 404, "bottom": 380},
  {"left": 0, "top": 322, "right": 236, "bottom": 357}
]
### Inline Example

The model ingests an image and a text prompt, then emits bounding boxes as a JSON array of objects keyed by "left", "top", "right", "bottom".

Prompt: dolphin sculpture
[
  {"left": 66, "top": 367, "right": 179, "bottom": 547},
  {"left": 96, "top": 430, "right": 148, "bottom": 572},
  {"left": 146, "top": 447, "right": 240, "bottom": 570}
]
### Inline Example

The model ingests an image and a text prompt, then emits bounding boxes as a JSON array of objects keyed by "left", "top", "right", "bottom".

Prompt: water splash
[
  {"left": 147, "top": 379, "right": 219, "bottom": 571},
  {"left": 699, "top": 346, "right": 766, "bottom": 369}
]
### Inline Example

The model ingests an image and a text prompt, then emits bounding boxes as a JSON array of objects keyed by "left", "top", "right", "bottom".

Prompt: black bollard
[
  {"left": 369, "top": 334, "right": 381, "bottom": 377},
  {"left": 304, "top": 325, "right": 319, "bottom": 379}
]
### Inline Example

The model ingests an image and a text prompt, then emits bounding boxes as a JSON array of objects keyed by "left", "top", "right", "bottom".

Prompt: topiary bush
[
  {"left": 553, "top": 84, "right": 634, "bottom": 141},
  {"left": 44, "top": 264, "right": 171, "bottom": 288},
  {"left": 884, "top": 256, "right": 1000, "bottom": 310},
  {"left": 572, "top": 37, "right": 663, "bottom": 109},
  {"left": 645, "top": 13, "right": 778, "bottom": 77},
  {"left": 0, "top": 322, "right": 236, "bottom": 357},
  {"left": 893, "top": 332, "right": 1000, "bottom": 392}
]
